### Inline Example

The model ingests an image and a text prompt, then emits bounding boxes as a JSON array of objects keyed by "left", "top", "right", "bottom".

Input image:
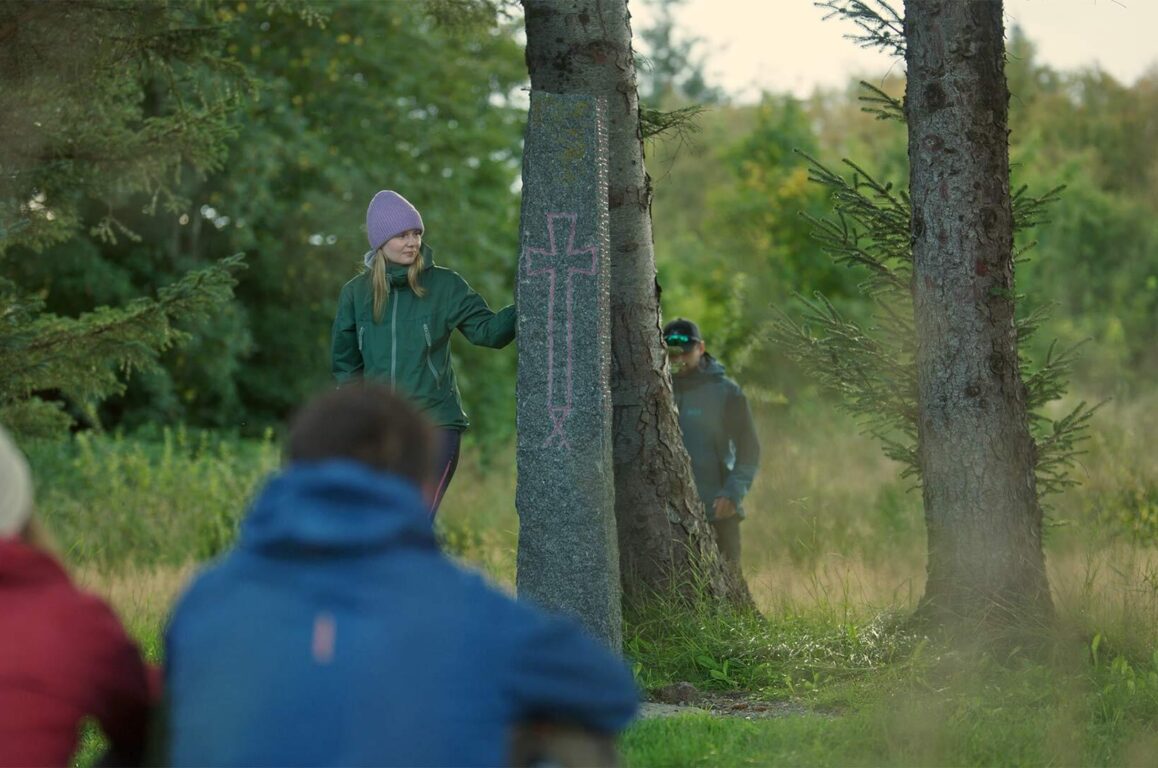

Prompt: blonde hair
[{"left": 370, "top": 247, "right": 426, "bottom": 322}]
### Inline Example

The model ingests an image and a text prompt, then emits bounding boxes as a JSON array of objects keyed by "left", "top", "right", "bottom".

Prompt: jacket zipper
[
  {"left": 357, "top": 326, "right": 364, "bottom": 352},
  {"left": 390, "top": 295, "right": 398, "bottom": 386},
  {"left": 423, "top": 323, "right": 441, "bottom": 384}
]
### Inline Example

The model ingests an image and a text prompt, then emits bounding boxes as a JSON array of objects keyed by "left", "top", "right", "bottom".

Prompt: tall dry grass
[
  {"left": 72, "top": 564, "right": 195, "bottom": 659},
  {"left": 24, "top": 390, "right": 1158, "bottom": 654},
  {"left": 741, "top": 394, "right": 1158, "bottom": 640}
]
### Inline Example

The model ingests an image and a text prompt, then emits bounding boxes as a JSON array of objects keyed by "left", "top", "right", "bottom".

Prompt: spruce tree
[
  {"left": 0, "top": 0, "right": 271, "bottom": 436},
  {"left": 778, "top": 0, "right": 1095, "bottom": 636}
]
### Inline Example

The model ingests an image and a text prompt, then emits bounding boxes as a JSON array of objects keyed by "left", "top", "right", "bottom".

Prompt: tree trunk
[
  {"left": 521, "top": 0, "right": 745, "bottom": 610},
  {"left": 904, "top": 0, "right": 1053, "bottom": 633}
]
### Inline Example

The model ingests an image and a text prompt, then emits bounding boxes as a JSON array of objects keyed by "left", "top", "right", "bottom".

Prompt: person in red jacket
[{"left": 0, "top": 425, "right": 153, "bottom": 767}]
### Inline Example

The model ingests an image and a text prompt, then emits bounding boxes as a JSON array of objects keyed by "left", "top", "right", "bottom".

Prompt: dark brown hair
[{"left": 287, "top": 383, "right": 433, "bottom": 486}]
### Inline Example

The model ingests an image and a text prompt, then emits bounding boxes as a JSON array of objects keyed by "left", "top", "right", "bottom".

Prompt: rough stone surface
[
  {"left": 515, "top": 91, "right": 621, "bottom": 649},
  {"left": 653, "top": 681, "right": 700, "bottom": 705}
]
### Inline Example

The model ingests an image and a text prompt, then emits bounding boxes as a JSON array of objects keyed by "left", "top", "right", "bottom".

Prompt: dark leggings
[
  {"left": 711, "top": 516, "right": 742, "bottom": 570},
  {"left": 429, "top": 428, "right": 462, "bottom": 516}
]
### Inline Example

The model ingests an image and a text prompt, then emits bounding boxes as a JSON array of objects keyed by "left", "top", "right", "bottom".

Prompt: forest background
[
  {"left": 6, "top": 0, "right": 1154, "bottom": 446},
  {"left": 4, "top": 0, "right": 1158, "bottom": 764}
]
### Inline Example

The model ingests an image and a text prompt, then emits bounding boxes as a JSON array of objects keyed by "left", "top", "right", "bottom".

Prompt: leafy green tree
[
  {"left": 200, "top": 0, "right": 528, "bottom": 437},
  {"left": 1002, "top": 35, "right": 1158, "bottom": 392},
  {"left": 1018, "top": 158, "right": 1158, "bottom": 393},
  {"left": 649, "top": 96, "right": 846, "bottom": 405},
  {"left": 635, "top": 2, "right": 1155, "bottom": 417},
  {"left": 706, "top": 96, "right": 850, "bottom": 350}
]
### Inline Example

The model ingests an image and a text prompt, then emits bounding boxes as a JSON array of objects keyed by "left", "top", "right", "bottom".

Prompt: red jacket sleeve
[{"left": 81, "top": 598, "right": 154, "bottom": 766}]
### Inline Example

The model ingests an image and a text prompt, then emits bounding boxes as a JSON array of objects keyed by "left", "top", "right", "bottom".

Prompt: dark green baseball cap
[{"left": 662, "top": 318, "right": 702, "bottom": 352}]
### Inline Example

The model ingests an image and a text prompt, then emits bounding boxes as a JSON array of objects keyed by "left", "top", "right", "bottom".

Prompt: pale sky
[{"left": 631, "top": 0, "right": 1158, "bottom": 101}]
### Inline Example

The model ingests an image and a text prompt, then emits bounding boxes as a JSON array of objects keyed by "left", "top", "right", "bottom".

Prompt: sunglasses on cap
[{"left": 664, "top": 333, "right": 699, "bottom": 351}]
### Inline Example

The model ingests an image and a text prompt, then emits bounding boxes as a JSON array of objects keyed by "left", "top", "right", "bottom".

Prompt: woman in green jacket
[{"left": 331, "top": 190, "right": 515, "bottom": 514}]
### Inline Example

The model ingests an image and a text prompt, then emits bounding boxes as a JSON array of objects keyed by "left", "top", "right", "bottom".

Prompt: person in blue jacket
[
  {"left": 663, "top": 318, "right": 761, "bottom": 572},
  {"left": 162, "top": 383, "right": 638, "bottom": 768}
]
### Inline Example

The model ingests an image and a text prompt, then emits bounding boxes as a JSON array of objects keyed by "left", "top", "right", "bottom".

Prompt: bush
[{"left": 27, "top": 426, "right": 278, "bottom": 567}]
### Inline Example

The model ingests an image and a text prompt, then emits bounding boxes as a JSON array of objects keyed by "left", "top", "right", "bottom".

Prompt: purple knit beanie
[{"left": 366, "top": 190, "right": 424, "bottom": 251}]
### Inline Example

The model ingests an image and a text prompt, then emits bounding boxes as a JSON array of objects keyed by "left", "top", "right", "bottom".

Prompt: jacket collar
[{"left": 362, "top": 242, "right": 436, "bottom": 273}]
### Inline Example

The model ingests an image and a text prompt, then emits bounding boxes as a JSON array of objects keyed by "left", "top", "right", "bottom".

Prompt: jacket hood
[
  {"left": 674, "top": 354, "right": 727, "bottom": 390},
  {"left": 690, "top": 354, "right": 727, "bottom": 379},
  {"left": 239, "top": 460, "right": 435, "bottom": 557}
]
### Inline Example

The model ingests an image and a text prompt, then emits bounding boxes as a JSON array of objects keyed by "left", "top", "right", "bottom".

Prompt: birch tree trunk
[
  {"left": 904, "top": 0, "right": 1053, "bottom": 631},
  {"left": 522, "top": 0, "right": 743, "bottom": 609}
]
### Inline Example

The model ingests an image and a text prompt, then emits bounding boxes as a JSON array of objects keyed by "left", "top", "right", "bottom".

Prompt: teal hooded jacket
[
  {"left": 331, "top": 244, "right": 515, "bottom": 429},
  {"left": 671, "top": 356, "right": 761, "bottom": 519}
]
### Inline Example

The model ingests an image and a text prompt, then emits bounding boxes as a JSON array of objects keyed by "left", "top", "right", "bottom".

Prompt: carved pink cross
[{"left": 524, "top": 212, "right": 599, "bottom": 449}]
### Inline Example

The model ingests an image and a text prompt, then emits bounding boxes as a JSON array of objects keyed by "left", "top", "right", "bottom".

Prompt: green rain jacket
[{"left": 331, "top": 244, "right": 515, "bottom": 429}]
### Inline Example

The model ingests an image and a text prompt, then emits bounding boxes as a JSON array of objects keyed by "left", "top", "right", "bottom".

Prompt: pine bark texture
[
  {"left": 521, "top": 0, "right": 740, "bottom": 608},
  {"left": 904, "top": 0, "right": 1053, "bottom": 630}
]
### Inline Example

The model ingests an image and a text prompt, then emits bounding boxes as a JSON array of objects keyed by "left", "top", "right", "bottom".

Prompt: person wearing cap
[
  {"left": 0, "top": 426, "right": 153, "bottom": 766},
  {"left": 662, "top": 318, "right": 761, "bottom": 571},
  {"left": 331, "top": 190, "right": 516, "bottom": 515},
  {"left": 161, "top": 383, "right": 639, "bottom": 766}
]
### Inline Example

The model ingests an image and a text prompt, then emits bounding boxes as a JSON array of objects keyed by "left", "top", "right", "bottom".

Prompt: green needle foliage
[
  {"left": 777, "top": 0, "right": 1096, "bottom": 505},
  {"left": 0, "top": 0, "right": 284, "bottom": 438},
  {"left": 0, "top": 0, "right": 267, "bottom": 253},
  {"left": 0, "top": 255, "right": 245, "bottom": 437},
  {"left": 816, "top": 0, "right": 904, "bottom": 59}
]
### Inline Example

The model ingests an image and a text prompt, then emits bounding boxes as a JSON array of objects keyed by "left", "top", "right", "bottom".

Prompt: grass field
[{"left": 25, "top": 392, "right": 1158, "bottom": 766}]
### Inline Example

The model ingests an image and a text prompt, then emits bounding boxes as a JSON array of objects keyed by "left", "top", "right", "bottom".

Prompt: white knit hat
[{"left": 0, "top": 425, "right": 33, "bottom": 538}]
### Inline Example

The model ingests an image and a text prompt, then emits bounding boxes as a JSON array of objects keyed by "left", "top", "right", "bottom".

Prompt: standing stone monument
[{"left": 516, "top": 91, "right": 621, "bottom": 649}]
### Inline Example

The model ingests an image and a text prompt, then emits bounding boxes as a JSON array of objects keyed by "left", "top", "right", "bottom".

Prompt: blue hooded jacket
[{"left": 164, "top": 460, "right": 638, "bottom": 767}]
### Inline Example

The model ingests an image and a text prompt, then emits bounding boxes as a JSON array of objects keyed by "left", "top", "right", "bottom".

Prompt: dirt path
[{"left": 641, "top": 685, "right": 812, "bottom": 720}]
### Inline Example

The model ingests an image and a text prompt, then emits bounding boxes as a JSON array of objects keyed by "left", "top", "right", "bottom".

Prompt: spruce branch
[
  {"left": 1033, "top": 400, "right": 1102, "bottom": 501},
  {"left": 0, "top": 255, "right": 245, "bottom": 435},
  {"left": 797, "top": 150, "right": 910, "bottom": 292},
  {"left": 774, "top": 293, "right": 918, "bottom": 479},
  {"left": 1012, "top": 183, "right": 1064, "bottom": 232},
  {"left": 815, "top": 0, "right": 905, "bottom": 58},
  {"left": 1022, "top": 337, "right": 1089, "bottom": 411},
  {"left": 858, "top": 80, "right": 905, "bottom": 122},
  {"left": 640, "top": 104, "right": 708, "bottom": 141}
]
